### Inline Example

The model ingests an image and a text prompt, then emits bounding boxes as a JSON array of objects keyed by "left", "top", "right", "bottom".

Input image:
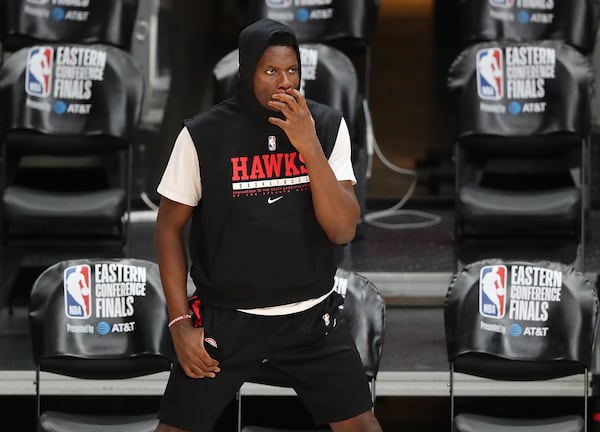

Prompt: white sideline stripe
[
  {"left": 129, "top": 210, "right": 158, "bottom": 223},
  {"left": 0, "top": 370, "right": 588, "bottom": 398},
  {"left": 362, "top": 272, "right": 452, "bottom": 300}
]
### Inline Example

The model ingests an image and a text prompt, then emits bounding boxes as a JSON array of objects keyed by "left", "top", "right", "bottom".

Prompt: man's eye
[
  {"left": 288, "top": 67, "right": 298, "bottom": 74},
  {"left": 266, "top": 69, "right": 275, "bottom": 75}
]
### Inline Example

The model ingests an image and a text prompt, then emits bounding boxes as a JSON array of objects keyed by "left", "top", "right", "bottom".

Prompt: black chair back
[
  {"left": 29, "top": 258, "right": 174, "bottom": 378},
  {"left": 445, "top": 259, "right": 598, "bottom": 380},
  {"left": 239, "top": 0, "right": 379, "bottom": 48},
  {"left": 447, "top": 40, "right": 593, "bottom": 149},
  {"left": 1, "top": 0, "right": 139, "bottom": 51},
  {"left": 445, "top": 259, "right": 598, "bottom": 432},
  {"left": 29, "top": 258, "right": 174, "bottom": 432},
  {"left": 0, "top": 43, "right": 143, "bottom": 143},
  {"left": 459, "top": 0, "right": 600, "bottom": 54},
  {"left": 333, "top": 268, "right": 385, "bottom": 378}
]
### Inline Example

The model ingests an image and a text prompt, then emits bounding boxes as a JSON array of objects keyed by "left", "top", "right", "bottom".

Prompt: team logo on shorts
[{"left": 204, "top": 337, "right": 218, "bottom": 348}]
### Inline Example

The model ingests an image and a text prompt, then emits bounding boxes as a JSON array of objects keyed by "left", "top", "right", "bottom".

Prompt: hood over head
[{"left": 237, "top": 18, "right": 301, "bottom": 116}]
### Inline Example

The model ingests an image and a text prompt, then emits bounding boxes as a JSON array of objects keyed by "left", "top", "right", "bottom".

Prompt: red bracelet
[{"left": 168, "top": 314, "right": 192, "bottom": 328}]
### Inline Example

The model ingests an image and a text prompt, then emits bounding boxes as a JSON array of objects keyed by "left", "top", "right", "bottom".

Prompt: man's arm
[
  {"left": 155, "top": 197, "right": 220, "bottom": 378},
  {"left": 268, "top": 88, "right": 360, "bottom": 244}
]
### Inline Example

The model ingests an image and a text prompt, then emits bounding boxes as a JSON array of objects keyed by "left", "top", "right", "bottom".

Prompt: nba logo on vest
[{"left": 268, "top": 135, "right": 277, "bottom": 151}]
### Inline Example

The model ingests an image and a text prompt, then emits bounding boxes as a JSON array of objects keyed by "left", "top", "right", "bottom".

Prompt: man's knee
[
  {"left": 155, "top": 421, "right": 190, "bottom": 432},
  {"left": 330, "top": 410, "right": 383, "bottom": 432}
]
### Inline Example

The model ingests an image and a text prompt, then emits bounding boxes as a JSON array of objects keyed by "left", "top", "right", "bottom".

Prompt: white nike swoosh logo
[{"left": 267, "top": 196, "right": 284, "bottom": 204}]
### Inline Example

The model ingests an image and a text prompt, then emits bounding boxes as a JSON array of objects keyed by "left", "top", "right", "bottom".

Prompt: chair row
[
  {"left": 0, "top": 0, "right": 139, "bottom": 52},
  {"left": 448, "top": 0, "right": 600, "bottom": 271},
  {"left": 29, "top": 260, "right": 385, "bottom": 432},
  {"left": 29, "top": 257, "right": 598, "bottom": 432}
]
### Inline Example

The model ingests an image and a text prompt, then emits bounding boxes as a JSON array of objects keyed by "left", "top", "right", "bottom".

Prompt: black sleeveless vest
[{"left": 184, "top": 98, "right": 342, "bottom": 308}]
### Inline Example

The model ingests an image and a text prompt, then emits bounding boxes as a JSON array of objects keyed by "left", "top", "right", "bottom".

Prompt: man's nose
[{"left": 278, "top": 73, "right": 292, "bottom": 89}]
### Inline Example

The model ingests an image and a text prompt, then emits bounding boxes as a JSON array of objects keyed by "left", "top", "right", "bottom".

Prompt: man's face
[{"left": 253, "top": 45, "right": 300, "bottom": 111}]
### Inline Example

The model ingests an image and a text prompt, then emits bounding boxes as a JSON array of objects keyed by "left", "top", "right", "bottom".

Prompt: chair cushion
[
  {"left": 242, "top": 428, "right": 329, "bottom": 432},
  {"left": 39, "top": 411, "right": 159, "bottom": 432},
  {"left": 3, "top": 185, "right": 126, "bottom": 225},
  {"left": 455, "top": 413, "right": 584, "bottom": 432},
  {"left": 458, "top": 185, "right": 580, "bottom": 230}
]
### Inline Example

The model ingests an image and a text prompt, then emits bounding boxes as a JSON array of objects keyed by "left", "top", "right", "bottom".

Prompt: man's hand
[
  {"left": 267, "top": 88, "right": 320, "bottom": 156},
  {"left": 170, "top": 324, "right": 220, "bottom": 378},
  {"left": 267, "top": 88, "right": 360, "bottom": 244}
]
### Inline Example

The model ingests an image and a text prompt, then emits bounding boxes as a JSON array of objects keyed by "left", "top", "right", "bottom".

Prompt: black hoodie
[{"left": 185, "top": 18, "right": 343, "bottom": 309}]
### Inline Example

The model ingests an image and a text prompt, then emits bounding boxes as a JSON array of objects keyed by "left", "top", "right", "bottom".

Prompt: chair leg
[
  {"left": 450, "top": 363, "right": 455, "bottom": 432},
  {"left": 0, "top": 247, "right": 22, "bottom": 319},
  {"left": 237, "top": 390, "right": 242, "bottom": 432},
  {"left": 585, "top": 368, "right": 589, "bottom": 432}
]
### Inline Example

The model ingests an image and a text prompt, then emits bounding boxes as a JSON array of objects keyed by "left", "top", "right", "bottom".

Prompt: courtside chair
[
  {"left": 447, "top": 40, "right": 594, "bottom": 271},
  {"left": 29, "top": 258, "right": 174, "bottom": 432},
  {"left": 458, "top": 0, "right": 600, "bottom": 55},
  {"left": 0, "top": 43, "right": 144, "bottom": 315},
  {"left": 444, "top": 258, "right": 599, "bottom": 432},
  {"left": 237, "top": 268, "right": 385, "bottom": 432},
  {"left": 0, "top": 0, "right": 139, "bottom": 53}
]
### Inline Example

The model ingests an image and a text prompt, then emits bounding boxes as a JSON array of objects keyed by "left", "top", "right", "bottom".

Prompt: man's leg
[
  {"left": 155, "top": 422, "right": 189, "bottom": 432},
  {"left": 268, "top": 294, "right": 381, "bottom": 429},
  {"left": 330, "top": 410, "right": 383, "bottom": 432}
]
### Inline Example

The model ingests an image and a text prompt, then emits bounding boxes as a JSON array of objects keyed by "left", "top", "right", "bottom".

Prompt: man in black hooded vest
[{"left": 154, "top": 18, "right": 382, "bottom": 432}]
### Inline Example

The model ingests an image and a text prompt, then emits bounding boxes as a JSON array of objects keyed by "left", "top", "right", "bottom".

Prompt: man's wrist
[{"left": 168, "top": 313, "right": 192, "bottom": 328}]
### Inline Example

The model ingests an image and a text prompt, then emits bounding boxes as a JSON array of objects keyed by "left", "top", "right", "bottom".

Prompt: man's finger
[
  {"left": 268, "top": 116, "right": 285, "bottom": 128},
  {"left": 286, "top": 88, "right": 305, "bottom": 105},
  {"left": 272, "top": 93, "right": 298, "bottom": 109}
]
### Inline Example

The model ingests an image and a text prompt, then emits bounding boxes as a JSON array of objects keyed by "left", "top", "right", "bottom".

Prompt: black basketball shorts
[{"left": 158, "top": 292, "right": 373, "bottom": 431}]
